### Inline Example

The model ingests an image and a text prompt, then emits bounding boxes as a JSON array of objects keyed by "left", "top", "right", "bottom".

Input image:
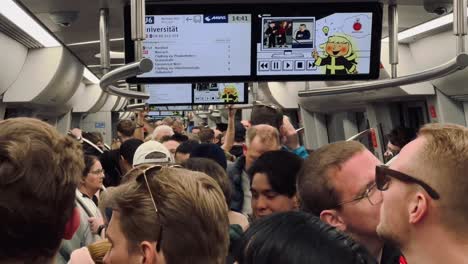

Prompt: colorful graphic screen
[{"left": 256, "top": 12, "right": 374, "bottom": 76}]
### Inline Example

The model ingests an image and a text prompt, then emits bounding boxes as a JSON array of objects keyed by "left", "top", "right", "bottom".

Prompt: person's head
[
  {"left": 81, "top": 155, "right": 105, "bottom": 196},
  {"left": 133, "top": 141, "right": 173, "bottom": 166},
  {"left": 191, "top": 126, "right": 201, "bottom": 135},
  {"left": 244, "top": 125, "right": 281, "bottom": 170},
  {"left": 269, "top": 22, "right": 275, "bottom": 28},
  {"left": 384, "top": 127, "right": 416, "bottom": 159},
  {"left": 198, "top": 127, "right": 215, "bottom": 143},
  {"left": 152, "top": 125, "right": 174, "bottom": 142},
  {"left": 161, "top": 117, "right": 174, "bottom": 126},
  {"left": 103, "top": 167, "right": 229, "bottom": 264},
  {"left": 250, "top": 103, "right": 283, "bottom": 131},
  {"left": 120, "top": 164, "right": 153, "bottom": 184},
  {"left": 299, "top": 24, "right": 307, "bottom": 31},
  {"left": 83, "top": 131, "right": 103, "bottom": 148},
  {"left": 213, "top": 129, "right": 223, "bottom": 145},
  {"left": 88, "top": 239, "right": 112, "bottom": 264},
  {"left": 170, "top": 132, "right": 189, "bottom": 143},
  {"left": 117, "top": 120, "right": 136, "bottom": 142},
  {"left": 174, "top": 140, "right": 200, "bottom": 164},
  {"left": 182, "top": 158, "right": 232, "bottom": 206},
  {"left": 234, "top": 122, "right": 246, "bottom": 143},
  {"left": 190, "top": 143, "right": 227, "bottom": 170},
  {"left": 235, "top": 211, "right": 375, "bottom": 264},
  {"left": 0, "top": 118, "right": 84, "bottom": 263},
  {"left": 119, "top": 139, "right": 144, "bottom": 174},
  {"left": 297, "top": 141, "right": 382, "bottom": 247},
  {"left": 161, "top": 138, "right": 180, "bottom": 162},
  {"left": 172, "top": 119, "right": 185, "bottom": 134},
  {"left": 377, "top": 124, "right": 468, "bottom": 248},
  {"left": 248, "top": 151, "right": 302, "bottom": 219}
]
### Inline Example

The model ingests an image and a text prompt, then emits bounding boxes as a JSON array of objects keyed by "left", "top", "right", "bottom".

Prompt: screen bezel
[
  {"left": 124, "top": 2, "right": 382, "bottom": 83},
  {"left": 124, "top": 4, "right": 255, "bottom": 84},
  {"left": 146, "top": 82, "right": 249, "bottom": 106}
]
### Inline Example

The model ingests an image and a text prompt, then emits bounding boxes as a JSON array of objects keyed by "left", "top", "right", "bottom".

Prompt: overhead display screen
[
  {"left": 151, "top": 105, "right": 193, "bottom": 111},
  {"left": 147, "top": 84, "right": 192, "bottom": 105},
  {"left": 193, "top": 83, "right": 246, "bottom": 104},
  {"left": 146, "top": 83, "right": 248, "bottom": 105},
  {"left": 125, "top": 3, "right": 382, "bottom": 82},
  {"left": 148, "top": 110, "right": 182, "bottom": 117},
  {"left": 125, "top": 4, "right": 252, "bottom": 83},
  {"left": 256, "top": 12, "right": 375, "bottom": 77}
]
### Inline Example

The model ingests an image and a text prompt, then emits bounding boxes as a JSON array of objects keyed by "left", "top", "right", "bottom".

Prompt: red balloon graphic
[{"left": 353, "top": 20, "right": 362, "bottom": 31}]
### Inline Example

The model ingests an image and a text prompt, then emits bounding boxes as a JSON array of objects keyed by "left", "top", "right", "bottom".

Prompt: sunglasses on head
[
  {"left": 136, "top": 164, "right": 182, "bottom": 251},
  {"left": 375, "top": 165, "right": 440, "bottom": 200},
  {"left": 253, "top": 101, "right": 280, "bottom": 110}
]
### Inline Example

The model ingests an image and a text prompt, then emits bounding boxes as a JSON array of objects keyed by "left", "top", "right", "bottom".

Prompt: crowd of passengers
[{"left": 0, "top": 103, "right": 467, "bottom": 264}]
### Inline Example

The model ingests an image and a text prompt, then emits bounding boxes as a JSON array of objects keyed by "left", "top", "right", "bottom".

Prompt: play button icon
[{"left": 283, "top": 60, "right": 293, "bottom": 71}]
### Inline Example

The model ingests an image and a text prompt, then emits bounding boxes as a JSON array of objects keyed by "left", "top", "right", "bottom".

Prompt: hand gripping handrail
[
  {"left": 99, "top": 58, "right": 153, "bottom": 100},
  {"left": 298, "top": 53, "right": 468, "bottom": 97}
]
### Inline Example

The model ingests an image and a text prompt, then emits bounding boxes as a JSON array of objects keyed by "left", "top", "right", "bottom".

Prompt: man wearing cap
[{"left": 133, "top": 140, "right": 173, "bottom": 166}]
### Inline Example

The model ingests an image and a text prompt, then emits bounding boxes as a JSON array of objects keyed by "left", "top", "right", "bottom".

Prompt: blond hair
[
  {"left": 416, "top": 123, "right": 468, "bottom": 232},
  {"left": 87, "top": 239, "right": 112, "bottom": 264},
  {"left": 245, "top": 124, "right": 280, "bottom": 148},
  {"left": 319, "top": 35, "right": 354, "bottom": 57},
  {"left": 111, "top": 167, "right": 229, "bottom": 264}
]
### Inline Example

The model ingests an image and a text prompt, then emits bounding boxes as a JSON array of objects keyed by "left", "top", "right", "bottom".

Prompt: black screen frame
[
  {"left": 124, "top": 4, "right": 256, "bottom": 84},
  {"left": 146, "top": 82, "right": 249, "bottom": 106},
  {"left": 124, "top": 2, "right": 383, "bottom": 83}
]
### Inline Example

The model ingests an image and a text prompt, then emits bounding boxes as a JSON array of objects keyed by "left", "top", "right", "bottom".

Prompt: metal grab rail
[
  {"left": 125, "top": 103, "right": 146, "bottom": 110},
  {"left": 99, "top": 58, "right": 153, "bottom": 99},
  {"left": 298, "top": 53, "right": 468, "bottom": 97}
]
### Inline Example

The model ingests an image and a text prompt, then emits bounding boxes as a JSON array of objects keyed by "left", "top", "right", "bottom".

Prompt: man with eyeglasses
[
  {"left": 297, "top": 141, "right": 403, "bottom": 264},
  {"left": 376, "top": 123, "right": 468, "bottom": 264}
]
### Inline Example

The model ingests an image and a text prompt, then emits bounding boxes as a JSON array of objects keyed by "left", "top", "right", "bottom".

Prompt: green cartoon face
[{"left": 325, "top": 42, "right": 350, "bottom": 57}]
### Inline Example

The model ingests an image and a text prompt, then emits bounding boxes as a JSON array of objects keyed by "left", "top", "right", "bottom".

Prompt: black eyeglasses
[
  {"left": 375, "top": 165, "right": 440, "bottom": 200},
  {"left": 136, "top": 164, "right": 182, "bottom": 252},
  {"left": 336, "top": 182, "right": 382, "bottom": 207}
]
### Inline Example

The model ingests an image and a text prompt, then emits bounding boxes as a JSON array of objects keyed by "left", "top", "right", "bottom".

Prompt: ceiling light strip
[
  {"left": 0, "top": 0, "right": 60, "bottom": 47},
  {"left": 67, "top": 38, "right": 124, "bottom": 46}
]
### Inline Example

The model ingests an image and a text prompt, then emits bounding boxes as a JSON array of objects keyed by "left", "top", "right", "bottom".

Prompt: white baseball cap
[{"left": 133, "top": 141, "right": 173, "bottom": 166}]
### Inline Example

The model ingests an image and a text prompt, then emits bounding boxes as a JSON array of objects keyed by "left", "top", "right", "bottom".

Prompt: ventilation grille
[{"left": 0, "top": 13, "right": 43, "bottom": 48}]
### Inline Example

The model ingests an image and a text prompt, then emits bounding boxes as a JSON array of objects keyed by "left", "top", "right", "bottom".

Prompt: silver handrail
[
  {"left": 99, "top": 59, "right": 152, "bottom": 99},
  {"left": 299, "top": 53, "right": 468, "bottom": 97},
  {"left": 125, "top": 103, "right": 146, "bottom": 110}
]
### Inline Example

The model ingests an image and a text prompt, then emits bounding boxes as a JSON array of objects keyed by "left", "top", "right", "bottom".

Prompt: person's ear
[
  {"left": 320, "top": 209, "right": 347, "bottom": 232},
  {"left": 408, "top": 192, "right": 428, "bottom": 225},
  {"left": 63, "top": 207, "right": 81, "bottom": 239},
  {"left": 140, "top": 241, "right": 164, "bottom": 264},
  {"left": 243, "top": 144, "right": 248, "bottom": 156},
  {"left": 292, "top": 194, "right": 300, "bottom": 209}
]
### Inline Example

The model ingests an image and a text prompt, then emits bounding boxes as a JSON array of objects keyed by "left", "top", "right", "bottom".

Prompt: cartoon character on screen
[
  {"left": 312, "top": 35, "right": 358, "bottom": 75},
  {"left": 220, "top": 85, "right": 239, "bottom": 103}
]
